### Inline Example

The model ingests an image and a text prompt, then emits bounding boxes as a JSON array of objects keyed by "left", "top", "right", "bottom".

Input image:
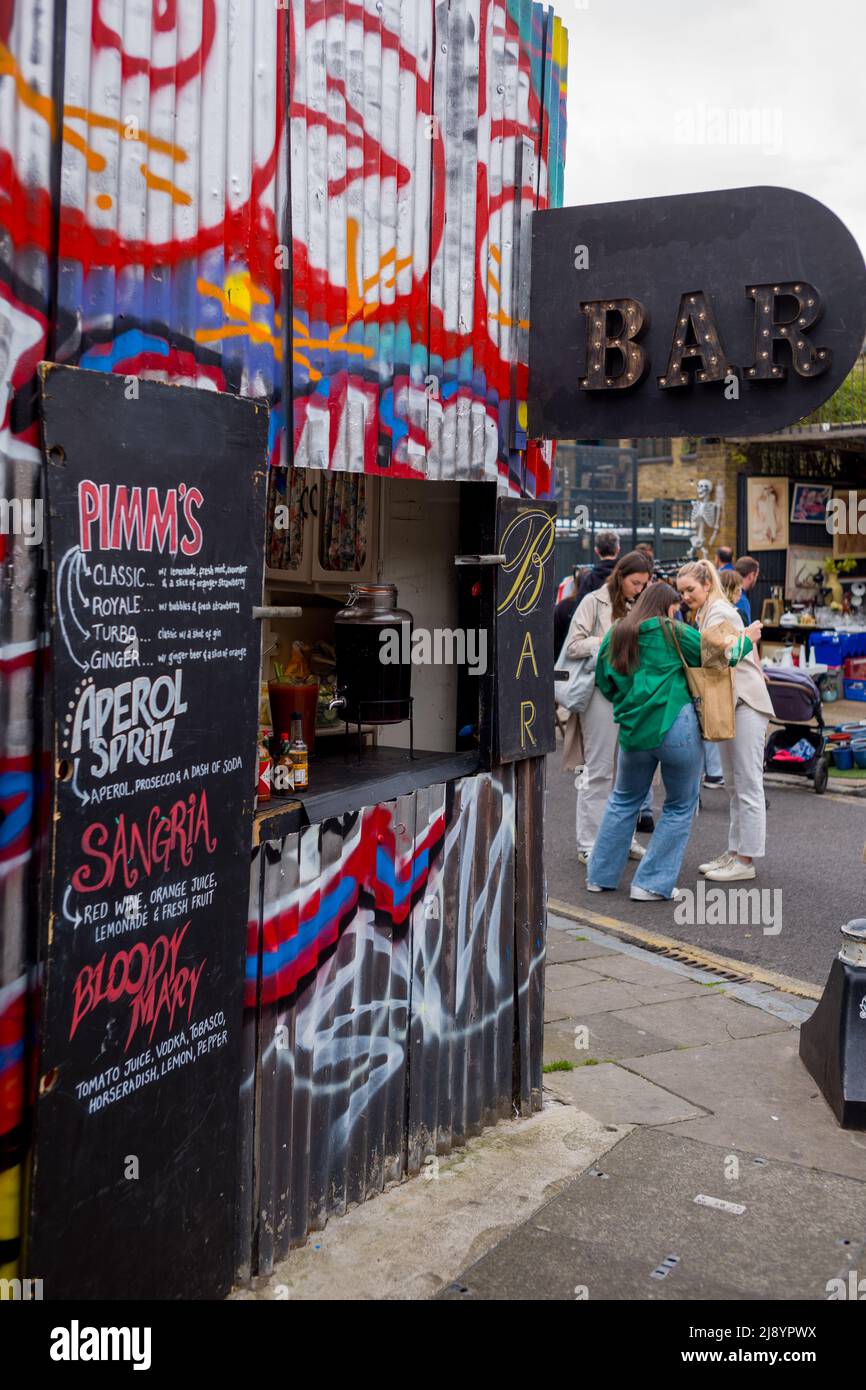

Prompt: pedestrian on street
[
  {"left": 733, "top": 555, "right": 761, "bottom": 624},
  {"left": 635, "top": 542, "right": 655, "bottom": 575},
  {"left": 574, "top": 530, "right": 621, "bottom": 604},
  {"left": 700, "top": 549, "right": 735, "bottom": 790},
  {"left": 677, "top": 559, "right": 771, "bottom": 883},
  {"left": 585, "top": 582, "right": 759, "bottom": 901},
  {"left": 554, "top": 567, "right": 583, "bottom": 656},
  {"left": 556, "top": 566, "right": 580, "bottom": 605},
  {"left": 719, "top": 567, "right": 745, "bottom": 609},
  {"left": 561, "top": 550, "right": 654, "bottom": 866}
]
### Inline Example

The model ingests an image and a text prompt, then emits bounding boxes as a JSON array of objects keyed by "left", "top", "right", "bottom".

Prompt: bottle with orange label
[{"left": 289, "top": 713, "right": 309, "bottom": 790}]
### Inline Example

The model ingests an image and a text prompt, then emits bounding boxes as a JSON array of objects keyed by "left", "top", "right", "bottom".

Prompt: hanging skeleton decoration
[{"left": 689, "top": 478, "right": 722, "bottom": 558}]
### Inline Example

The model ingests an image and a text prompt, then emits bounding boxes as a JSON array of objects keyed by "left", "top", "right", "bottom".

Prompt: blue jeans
[
  {"left": 587, "top": 703, "right": 702, "bottom": 898},
  {"left": 703, "top": 740, "right": 723, "bottom": 779}
]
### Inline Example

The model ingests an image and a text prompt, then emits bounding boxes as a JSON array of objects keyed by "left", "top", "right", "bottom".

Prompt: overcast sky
[{"left": 557, "top": 0, "right": 866, "bottom": 256}]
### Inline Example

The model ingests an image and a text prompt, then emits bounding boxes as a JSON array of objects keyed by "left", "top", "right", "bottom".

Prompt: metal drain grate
[{"left": 620, "top": 937, "right": 751, "bottom": 984}]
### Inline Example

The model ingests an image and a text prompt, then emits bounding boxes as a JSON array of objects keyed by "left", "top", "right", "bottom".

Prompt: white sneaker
[
  {"left": 630, "top": 884, "right": 680, "bottom": 902},
  {"left": 699, "top": 851, "right": 734, "bottom": 875},
  {"left": 586, "top": 882, "right": 607, "bottom": 893},
  {"left": 628, "top": 839, "right": 646, "bottom": 860},
  {"left": 578, "top": 850, "right": 590, "bottom": 866},
  {"left": 705, "top": 858, "right": 756, "bottom": 882}
]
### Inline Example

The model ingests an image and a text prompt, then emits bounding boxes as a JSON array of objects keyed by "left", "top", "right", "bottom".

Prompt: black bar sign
[
  {"left": 493, "top": 499, "right": 557, "bottom": 763},
  {"left": 528, "top": 186, "right": 866, "bottom": 440}
]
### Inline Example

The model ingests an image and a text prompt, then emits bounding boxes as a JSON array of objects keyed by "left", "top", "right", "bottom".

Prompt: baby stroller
[{"left": 763, "top": 667, "right": 829, "bottom": 794}]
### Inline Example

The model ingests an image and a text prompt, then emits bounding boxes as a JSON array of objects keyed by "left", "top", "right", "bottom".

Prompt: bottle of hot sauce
[
  {"left": 257, "top": 730, "right": 272, "bottom": 803},
  {"left": 289, "top": 713, "right": 309, "bottom": 790}
]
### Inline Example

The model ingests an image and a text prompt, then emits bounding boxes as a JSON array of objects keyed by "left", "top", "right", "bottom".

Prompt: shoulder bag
[
  {"left": 667, "top": 620, "right": 736, "bottom": 741},
  {"left": 554, "top": 599, "right": 605, "bottom": 715}
]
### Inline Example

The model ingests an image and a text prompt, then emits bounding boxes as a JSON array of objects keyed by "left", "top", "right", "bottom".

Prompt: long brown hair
[
  {"left": 609, "top": 582, "right": 681, "bottom": 675},
  {"left": 606, "top": 549, "right": 654, "bottom": 621}
]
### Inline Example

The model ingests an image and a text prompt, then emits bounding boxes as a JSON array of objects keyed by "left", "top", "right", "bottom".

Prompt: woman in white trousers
[
  {"left": 677, "top": 559, "right": 772, "bottom": 882},
  {"left": 560, "top": 551, "right": 654, "bottom": 863}
]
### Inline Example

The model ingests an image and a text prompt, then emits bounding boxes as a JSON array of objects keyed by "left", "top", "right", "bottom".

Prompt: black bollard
[{"left": 799, "top": 919, "right": 866, "bottom": 1128}]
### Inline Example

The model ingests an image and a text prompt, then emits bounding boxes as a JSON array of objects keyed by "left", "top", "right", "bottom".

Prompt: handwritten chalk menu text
[
  {"left": 493, "top": 499, "right": 557, "bottom": 762},
  {"left": 31, "top": 366, "right": 267, "bottom": 1299}
]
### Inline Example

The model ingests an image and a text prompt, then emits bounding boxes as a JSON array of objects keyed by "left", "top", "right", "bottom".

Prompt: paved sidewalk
[
  {"left": 440, "top": 913, "right": 866, "bottom": 1300},
  {"left": 236, "top": 912, "right": 866, "bottom": 1301}
]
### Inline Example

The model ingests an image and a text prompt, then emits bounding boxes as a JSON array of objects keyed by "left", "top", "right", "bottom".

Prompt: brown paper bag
[{"left": 668, "top": 623, "right": 736, "bottom": 741}]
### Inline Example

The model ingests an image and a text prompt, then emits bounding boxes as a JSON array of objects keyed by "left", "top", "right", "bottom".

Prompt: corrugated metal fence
[{"left": 239, "top": 766, "right": 547, "bottom": 1276}]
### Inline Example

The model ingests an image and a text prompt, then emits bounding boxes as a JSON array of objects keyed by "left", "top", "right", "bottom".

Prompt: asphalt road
[{"left": 544, "top": 754, "right": 866, "bottom": 987}]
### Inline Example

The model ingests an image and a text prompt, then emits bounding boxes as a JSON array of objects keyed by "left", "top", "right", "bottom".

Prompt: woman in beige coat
[
  {"left": 677, "top": 558, "right": 771, "bottom": 882},
  {"left": 561, "top": 551, "right": 654, "bottom": 862}
]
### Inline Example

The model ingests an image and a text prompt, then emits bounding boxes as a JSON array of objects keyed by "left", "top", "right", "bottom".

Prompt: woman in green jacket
[{"left": 586, "top": 583, "right": 760, "bottom": 901}]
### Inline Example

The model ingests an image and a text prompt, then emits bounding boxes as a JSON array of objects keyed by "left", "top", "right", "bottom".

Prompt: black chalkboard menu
[
  {"left": 494, "top": 499, "right": 557, "bottom": 763},
  {"left": 30, "top": 365, "right": 267, "bottom": 1299}
]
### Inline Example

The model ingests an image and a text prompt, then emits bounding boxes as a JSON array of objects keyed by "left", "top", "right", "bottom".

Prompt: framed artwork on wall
[
  {"left": 785, "top": 545, "right": 829, "bottom": 601},
  {"left": 790, "top": 482, "right": 832, "bottom": 523},
  {"left": 747, "top": 478, "right": 789, "bottom": 551}
]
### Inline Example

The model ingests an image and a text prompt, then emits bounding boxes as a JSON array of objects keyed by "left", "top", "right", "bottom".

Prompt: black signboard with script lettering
[
  {"left": 493, "top": 499, "right": 557, "bottom": 763},
  {"left": 30, "top": 365, "right": 267, "bottom": 1299},
  {"left": 528, "top": 186, "right": 866, "bottom": 439}
]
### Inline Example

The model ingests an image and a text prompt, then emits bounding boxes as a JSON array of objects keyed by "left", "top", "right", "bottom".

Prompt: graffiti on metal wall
[
  {"left": 246, "top": 801, "right": 446, "bottom": 1008},
  {"left": 2, "top": 0, "right": 566, "bottom": 487},
  {"left": 290, "top": 0, "right": 567, "bottom": 491},
  {"left": 245, "top": 769, "right": 544, "bottom": 1267}
]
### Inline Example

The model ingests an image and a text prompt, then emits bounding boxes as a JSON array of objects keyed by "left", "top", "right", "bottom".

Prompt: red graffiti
[
  {"left": 71, "top": 790, "right": 217, "bottom": 894},
  {"left": 69, "top": 920, "right": 205, "bottom": 1049},
  {"left": 91, "top": 0, "right": 217, "bottom": 92}
]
